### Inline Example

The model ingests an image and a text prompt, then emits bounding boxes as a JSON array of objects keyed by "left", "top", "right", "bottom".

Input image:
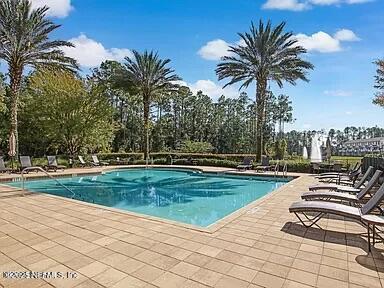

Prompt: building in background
[{"left": 337, "top": 137, "right": 384, "bottom": 156}]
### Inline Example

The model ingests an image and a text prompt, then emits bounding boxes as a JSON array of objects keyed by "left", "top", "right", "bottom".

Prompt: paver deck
[{"left": 0, "top": 166, "right": 383, "bottom": 288}]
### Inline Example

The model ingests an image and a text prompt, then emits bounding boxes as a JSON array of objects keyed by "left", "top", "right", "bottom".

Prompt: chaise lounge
[
  {"left": 0, "top": 157, "right": 12, "bottom": 173},
  {"left": 301, "top": 170, "right": 382, "bottom": 204},
  {"left": 237, "top": 157, "right": 254, "bottom": 170},
  {"left": 289, "top": 182, "right": 384, "bottom": 228},
  {"left": 46, "top": 156, "right": 66, "bottom": 172},
  {"left": 91, "top": 155, "right": 109, "bottom": 166},
  {"left": 19, "top": 156, "right": 34, "bottom": 172},
  {"left": 309, "top": 166, "right": 373, "bottom": 193}
]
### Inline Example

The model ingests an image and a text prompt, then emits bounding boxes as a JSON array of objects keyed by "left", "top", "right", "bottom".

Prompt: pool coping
[{"left": 0, "top": 165, "right": 302, "bottom": 233}]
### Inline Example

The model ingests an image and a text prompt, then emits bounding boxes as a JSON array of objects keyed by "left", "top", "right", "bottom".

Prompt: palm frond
[{"left": 216, "top": 19, "right": 314, "bottom": 91}]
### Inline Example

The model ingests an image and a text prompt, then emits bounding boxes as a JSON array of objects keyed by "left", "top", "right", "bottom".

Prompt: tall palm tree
[
  {"left": 216, "top": 20, "right": 314, "bottom": 161},
  {"left": 0, "top": 0, "right": 78, "bottom": 155},
  {"left": 120, "top": 50, "right": 180, "bottom": 159}
]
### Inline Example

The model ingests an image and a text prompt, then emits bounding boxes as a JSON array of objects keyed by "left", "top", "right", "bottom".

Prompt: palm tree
[
  {"left": 0, "top": 0, "right": 78, "bottom": 155},
  {"left": 216, "top": 20, "right": 314, "bottom": 161},
  {"left": 119, "top": 50, "right": 180, "bottom": 159}
]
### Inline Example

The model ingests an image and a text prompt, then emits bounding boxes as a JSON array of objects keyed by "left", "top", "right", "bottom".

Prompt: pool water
[{"left": 6, "top": 168, "right": 290, "bottom": 227}]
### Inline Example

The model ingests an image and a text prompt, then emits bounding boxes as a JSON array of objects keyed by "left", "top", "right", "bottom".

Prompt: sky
[{"left": 7, "top": 0, "right": 384, "bottom": 131}]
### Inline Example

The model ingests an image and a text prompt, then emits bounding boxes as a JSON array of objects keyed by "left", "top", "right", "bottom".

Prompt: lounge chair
[
  {"left": 78, "top": 156, "right": 88, "bottom": 167},
  {"left": 317, "top": 162, "right": 360, "bottom": 178},
  {"left": 91, "top": 155, "right": 108, "bottom": 166},
  {"left": 46, "top": 156, "right": 66, "bottom": 172},
  {"left": 237, "top": 157, "right": 254, "bottom": 170},
  {"left": 301, "top": 170, "right": 382, "bottom": 203},
  {"left": 0, "top": 157, "right": 12, "bottom": 173},
  {"left": 309, "top": 166, "right": 373, "bottom": 192},
  {"left": 254, "top": 155, "right": 272, "bottom": 172},
  {"left": 289, "top": 182, "right": 384, "bottom": 228},
  {"left": 19, "top": 156, "right": 33, "bottom": 172}
]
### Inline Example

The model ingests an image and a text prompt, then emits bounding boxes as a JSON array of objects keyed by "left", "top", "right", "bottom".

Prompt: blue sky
[{"left": 10, "top": 0, "right": 384, "bottom": 131}]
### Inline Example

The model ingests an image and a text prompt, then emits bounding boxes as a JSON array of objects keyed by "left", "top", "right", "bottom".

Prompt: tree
[
  {"left": 0, "top": 0, "right": 78, "bottom": 155},
  {"left": 118, "top": 50, "right": 180, "bottom": 159},
  {"left": 20, "top": 70, "right": 114, "bottom": 155},
  {"left": 178, "top": 140, "right": 213, "bottom": 153},
  {"left": 373, "top": 59, "right": 384, "bottom": 108},
  {"left": 274, "top": 94, "right": 294, "bottom": 138},
  {"left": 216, "top": 20, "right": 313, "bottom": 161}
]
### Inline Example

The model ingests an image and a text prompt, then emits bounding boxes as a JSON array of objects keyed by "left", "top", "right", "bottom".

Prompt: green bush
[
  {"left": 271, "top": 160, "right": 311, "bottom": 173},
  {"left": 97, "top": 153, "right": 143, "bottom": 161},
  {"left": 172, "top": 158, "right": 238, "bottom": 168}
]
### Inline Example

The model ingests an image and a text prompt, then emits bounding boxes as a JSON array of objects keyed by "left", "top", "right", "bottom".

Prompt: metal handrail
[
  {"left": 21, "top": 166, "right": 75, "bottom": 198},
  {"left": 274, "top": 162, "right": 279, "bottom": 177},
  {"left": 283, "top": 163, "right": 288, "bottom": 177}
]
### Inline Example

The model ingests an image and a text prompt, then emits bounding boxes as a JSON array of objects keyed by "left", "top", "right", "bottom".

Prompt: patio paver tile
[
  {"left": 286, "top": 268, "right": 318, "bottom": 286},
  {"left": 77, "top": 261, "right": 109, "bottom": 278},
  {"left": 92, "top": 267, "right": 127, "bottom": 287},
  {"left": 252, "top": 271, "right": 285, "bottom": 288},
  {"left": 316, "top": 275, "right": 348, "bottom": 288},
  {"left": 111, "top": 275, "right": 146, "bottom": 288},
  {"left": 131, "top": 264, "right": 164, "bottom": 282},
  {"left": 152, "top": 271, "right": 187, "bottom": 288},
  {"left": 170, "top": 261, "right": 201, "bottom": 278},
  {"left": 190, "top": 268, "right": 223, "bottom": 287},
  {"left": 227, "top": 264, "right": 257, "bottom": 282},
  {"left": 204, "top": 258, "right": 233, "bottom": 274},
  {"left": 213, "top": 275, "right": 249, "bottom": 288}
]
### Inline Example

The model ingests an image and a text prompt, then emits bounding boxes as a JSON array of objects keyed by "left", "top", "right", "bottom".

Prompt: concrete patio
[{"left": 0, "top": 166, "right": 382, "bottom": 288}]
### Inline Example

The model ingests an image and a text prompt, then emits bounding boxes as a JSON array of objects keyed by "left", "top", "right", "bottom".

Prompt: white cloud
[
  {"left": 62, "top": 34, "right": 133, "bottom": 68},
  {"left": 31, "top": 0, "right": 73, "bottom": 18},
  {"left": 293, "top": 29, "right": 360, "bottom": 53},
  {"left": 303, "top": 123, "right": 311, "bottom": 129},
  {"left": 310, "top": 0, "right": 340, "bottom": 5},
  {"left": 176, "top": 80, "right": 239, "bottom": 100},
  {"left": 197, "top": 39, "right": 233, "bottom": 61},
  {"left": 202, "top": 29, "right": 360, "bottom": 59},
  {"left": 324, "top": 89, "right": 353, "bottom": 97},
  {"left": 262, "top": 0, "right": 374, "bottom": 11},
  {"left": 262, "top": 0, "right": 308, "bottom": 11},
  {"left": 294, "top": 32, "right": 342, "bottom": 53},
  {"left": 346, "top": 0, "right": 373, "bottom": 3},
  {"left": 345, "top": 111, "right": 353, "bottom": 115},
  {"left": 334, "top": 29, "right": 360, "bottom": 41}
]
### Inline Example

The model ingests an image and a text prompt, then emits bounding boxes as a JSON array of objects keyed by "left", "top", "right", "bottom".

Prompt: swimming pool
[{"left": 6, "top": 168, "right": 291, "bottom": 227}]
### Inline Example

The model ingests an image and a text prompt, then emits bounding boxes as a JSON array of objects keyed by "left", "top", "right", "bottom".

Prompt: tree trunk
[
  {"left": 143, "top": 96, "right": 150, "bottom": 160},
  {"left": 255, "top": 77, "right": 267, "bottom": 162},
  {"left": 9, "top": 65, "right": 23, "bottom": 157}
]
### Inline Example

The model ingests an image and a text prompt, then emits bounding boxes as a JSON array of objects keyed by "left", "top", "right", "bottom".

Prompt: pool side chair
[
  {"left": 19, "top": 156, "right": 33, "bottom": 172},
  {"left": 78, "top": 156, "right": 88, "bottom": 167},
  {"left": 0, "top": 157, "right": 12, "bottom": 174},
  {"left": 309, "top": 166, "right": 373, "bottom": 193},
  {"left": 289, "top": 182, "right": 384, "bottom": 228},
  {"left": 46, "top": 156, "right": 66, "bottom": 172},
  {"left": 237, "top": 157, "right": 254, "bottom": 171},
  {"left": 301, "top": 170, "right": 382, "bottom": 204},
  {"left": 91, "top": 155, "right": 109, "bottom": 166},
  {"left": 254, "top": 155, "right": 272, "bottom": 172},
  {"left": 316, "top": 165, "right": 362, "bottom": 184},
  {"left": 316, "top": 162, "right": 360, "bottom": 178}
]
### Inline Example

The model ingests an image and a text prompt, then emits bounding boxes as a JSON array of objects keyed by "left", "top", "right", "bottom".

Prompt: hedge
[{"left": 3, "top": 152, "right": 364, "bottom": 174}]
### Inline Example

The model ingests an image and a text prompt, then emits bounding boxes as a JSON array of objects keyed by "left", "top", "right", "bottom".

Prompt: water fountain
[
  {"left": 310, "top": 134, "right": 322, "bottom": 163},
  {"left": 302, "top": 146, "right": 308, "bottom": 159}
]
